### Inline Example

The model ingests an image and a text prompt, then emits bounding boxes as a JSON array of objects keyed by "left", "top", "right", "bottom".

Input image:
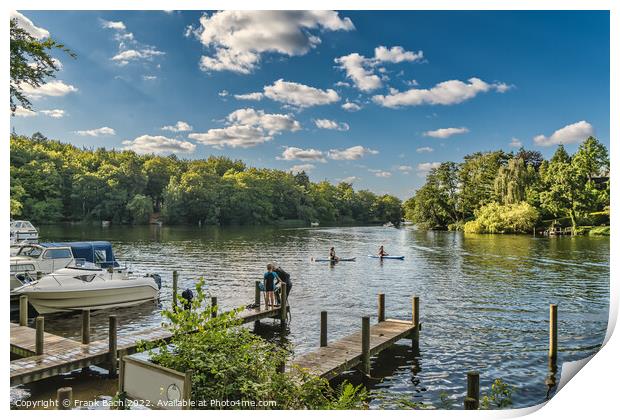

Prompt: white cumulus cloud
[
  {"left": 509, "top": 138, "right": 523, "bottom": 148},
  {"left": 101, "top": 20, "right": 126, "bottom": 31},
  {"left": 533, "top": 120, "right": 594, "bottom": 146},
  {"left": 11, "top": 11, "right": 49, "bottom": 39},
  {"left": 122, "top": 135, "right": 196, "bottom": 154},
  {"left": 335, "top": 45, "right": 423, "bottom": 92},
  {"left": 423, "top": 127, "right": 469, "bottom": 138},
  {"left": 328, "top": 145, "right": 378, "bottom": 160},
  {"left": 234, "top": 92, "right": 263, "bottom": 101},
  {"left": 103, "top": 20, "right": 164, "bottom": 66},
  {"left": 370, "top": 170, "right": 392, "bottom": 178},
  {"left": 189, "top": 108, "right": 300, "bottom": 149},
  {"left": 416, "top": 146, "right": 434, "bottom": 153},
  {"left": 12, "top": 106, "right": 37, "bottom": 117},
  {"left": 314, "top": 119, "right": 349, "bottom": 131},
  {"left": 75, "top": 127, "right": 116, "bottom": 137},
  {"left": 40, "top": 109, "right": 66, "bottom": 118},
  {"left": 161, "top": 121, "right": 193, "bottom": 132},
  {"left": 21, "top": 80, "right": 78, "bottom": 99},
  {"left": 416, "top": 162, "right": 441, "bottom": 176},
  {"left": 189, "top": 11, "right": 354, "bottom": 74},
  {"left": 279, "top": 147, "right": 326, "bottom": 162},
  {"left": 263, "top": 79, "right": 340, "bottom": 108},
  {"left": 290, "top": 164, "right": 316, "bottom": 174},
  {"left": 373, "top": 78, "right": 509, "bottom": 108},
  {"left": 342, "top": 102, "right": 362, "bottom": 112}
]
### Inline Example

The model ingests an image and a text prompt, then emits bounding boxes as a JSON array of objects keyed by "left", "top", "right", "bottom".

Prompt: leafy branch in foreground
[{"left": 10, "top": 18, "right": 76, "bottom": 113}]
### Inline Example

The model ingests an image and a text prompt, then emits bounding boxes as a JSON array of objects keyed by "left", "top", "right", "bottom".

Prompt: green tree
[
  {"left": 126, "top": 194, "right": 153, "bottom": 224},
  {"left": 459, "top": 151, "right": 509, "bottom": 218},
  {"left": 540, "top": 145, "right": 591, "bottom": 231},
  {"left": 10, "top": 18, "right": 75, "bottom": 113}
]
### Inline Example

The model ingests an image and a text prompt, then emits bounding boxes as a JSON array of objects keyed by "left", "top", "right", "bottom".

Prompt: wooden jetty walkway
[
  {"left": 290, "top": 295, "right": 421, "bottom": 379},
  {"left": 10, "top": 281, "right": 287, "bottom": 386}
]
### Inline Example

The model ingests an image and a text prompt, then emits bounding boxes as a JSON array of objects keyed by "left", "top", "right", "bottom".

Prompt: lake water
[{"left": 11, "top": 225, "right": 610, "bottom": 409}]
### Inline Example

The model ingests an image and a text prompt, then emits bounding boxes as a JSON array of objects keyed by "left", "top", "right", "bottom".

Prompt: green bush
[
  {"left": 139, "top": 278, "right": 368, "bottom": 410},
  {"left": 464, "top": 202, "right": 539, "bottom": 234},
  {"left": 589, "top": 226, "right": 610, "bottom": 236}
]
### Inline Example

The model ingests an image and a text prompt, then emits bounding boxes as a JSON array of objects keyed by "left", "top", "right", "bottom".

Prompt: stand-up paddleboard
[
  {"left": 368, "top": 255, "right": 405, "bottom": 260},
  {"left": 313, "top": 257, "right": 356, "bottom": 262}
]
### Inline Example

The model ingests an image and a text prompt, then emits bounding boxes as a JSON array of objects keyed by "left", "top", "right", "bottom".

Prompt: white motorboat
[
  {"left": 13, "top": 266, "right": 161, "bottom": 314},
  {"left": 10, "top": 220, "right": 39, "bottom": 243}
]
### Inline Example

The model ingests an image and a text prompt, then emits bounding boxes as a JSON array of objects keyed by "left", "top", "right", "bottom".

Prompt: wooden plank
[
  {"left": 10, "top": 300, "right": 284, "bottom": 386},
  {"left": 290, "top": 320, "right": 415, "bottom": 380}
]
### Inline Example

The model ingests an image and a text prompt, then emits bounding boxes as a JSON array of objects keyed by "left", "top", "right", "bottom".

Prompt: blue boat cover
[{"left": 39, "top": 241, "right": 119, "bottom": 268}]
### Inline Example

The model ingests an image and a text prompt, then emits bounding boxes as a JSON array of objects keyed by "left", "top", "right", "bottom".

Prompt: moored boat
[{"left": 13, "top": 266, "right": 161, "bottom": 314}]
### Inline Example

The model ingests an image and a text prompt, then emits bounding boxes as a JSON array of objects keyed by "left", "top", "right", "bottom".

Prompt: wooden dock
[
  {"left": 290, "top": 318, "right": 417, "bottom": 379},
  {"left": 290, "top": 294, "right": 421, "bottom": 379},
  {"left": 10, "top": 304, "right": 283, "bottom": 386}
]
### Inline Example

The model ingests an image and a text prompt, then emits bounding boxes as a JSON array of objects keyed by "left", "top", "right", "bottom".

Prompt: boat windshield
[{"left": 17, "top": 246, "right": 43, "bottom": 258}]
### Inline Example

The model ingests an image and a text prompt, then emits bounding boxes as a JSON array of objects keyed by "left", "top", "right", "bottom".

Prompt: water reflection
[{"left": 11, "top": 225, "right": 609, "bottom": 409}]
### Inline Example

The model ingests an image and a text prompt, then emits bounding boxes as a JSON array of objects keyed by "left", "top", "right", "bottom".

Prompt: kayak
[
  {"left": 368, "top": 255, "right": 405, "bottom": 260},
  {"left": 313, "top": 257, "right": 356, "bottom": 262}
]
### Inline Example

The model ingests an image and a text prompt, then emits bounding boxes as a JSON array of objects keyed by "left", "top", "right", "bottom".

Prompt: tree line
[
  {"left": 403, "top": 137, "right": 609, "bottom": 233},
  {"left": 10, "top": 134, "right": 403, "bottom": 226}
]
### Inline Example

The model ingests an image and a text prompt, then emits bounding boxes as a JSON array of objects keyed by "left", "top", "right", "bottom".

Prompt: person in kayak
[
  {"left": 329, "top": 247, "right": 339, "bottom": 262},
  {"left": 263, "top": 264, "right": 279, "bottom": 307},
  {"left": 378, "top": 245, "right": 389, "bottom": 257}
]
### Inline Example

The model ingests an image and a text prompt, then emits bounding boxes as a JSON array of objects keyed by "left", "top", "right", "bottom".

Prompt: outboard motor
[
  {"left": 181, "top": 288, "right": 194, "bottom": 310},
  {"left": 146, "top": 273, "right": 162, "bottom": 290}
]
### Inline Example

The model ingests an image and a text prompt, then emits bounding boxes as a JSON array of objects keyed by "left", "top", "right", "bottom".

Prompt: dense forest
[
  {"left": 403, "top": 137, "right": 610, "bottom": 233},
  {"left": 10, "top": 134, "right": 403, "bottom": 226}
]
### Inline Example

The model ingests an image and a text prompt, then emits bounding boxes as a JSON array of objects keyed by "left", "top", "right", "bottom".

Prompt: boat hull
[
  {"left": 23, "top": 284, "right": 159, "bottom": 314},
  {"left": 314, "top": 258, "right": 356, "bottom": 262}
]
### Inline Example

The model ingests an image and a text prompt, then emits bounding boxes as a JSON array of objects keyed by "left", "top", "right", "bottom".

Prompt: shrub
[
  {"left": 139, "top": 278, "right": 368, "bottom": 410},
  {"left": 589, "top": 226, "right": 610, "bottom": 236},
  {"left": 464, "top": 202, "right": 539, "bottom": 234}
]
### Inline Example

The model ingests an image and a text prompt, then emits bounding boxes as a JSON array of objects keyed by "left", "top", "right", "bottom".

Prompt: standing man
[{"left": 273, "top": 262, "right": 292, "bottom": 301}]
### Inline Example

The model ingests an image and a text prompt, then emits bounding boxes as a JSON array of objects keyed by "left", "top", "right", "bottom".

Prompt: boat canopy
[{"left": 39, "top": 241, "right": 120, "bottom": 268}]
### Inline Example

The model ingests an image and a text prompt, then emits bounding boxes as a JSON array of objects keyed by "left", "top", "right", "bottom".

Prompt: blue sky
[{"left": 11, "top": 10, "right": 610, "bottom": 198}]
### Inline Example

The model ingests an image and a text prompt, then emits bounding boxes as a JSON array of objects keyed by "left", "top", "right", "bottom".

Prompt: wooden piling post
[
  {"left": 56, "top": 387, "right": 73, "bottom": 410},
  {"left": 19, "top": 295, "right": 28, "bottom": 326},
  {"left": 412, "top": 296, "right": 420, "bottom": 341},
  {"left": 464, "top": 371, "right": 480, "bottom": 409},
  {"left": 255, "top": 281, "right": 261, "bottom": 306},
  {"left": 172, "top": 270, "right": 178, "bottom": 310},
  {"left": 108, "top": 315, "right": 118, "bottom": 378},
  {"left": 361, "top": 316, "right": 370, "bottom": 375},
  {"left": 81, "top": 310, "right": 90, "bottom": 345},
  {"left": 549, "top": 304, "right": 558, "bottom": 361},
  {"left": 280, "top": 283, "right": 287, "bottom": 327},
  {"left": 211, "top": 296, "right": 217, "bottom": 318},
  {"left": 378, "top": 293, "right": 385, "bottom": 322},
  {"left": 35, "top": 316, "right": 44, "bottom": 355},
  {"left": 320, "top": 311, "right": 328, "bottom": 347}
]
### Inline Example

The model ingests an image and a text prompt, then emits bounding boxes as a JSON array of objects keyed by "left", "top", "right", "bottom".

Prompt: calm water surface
[{"left": 11, "top": 225, "right": 609, "bottom": 409}]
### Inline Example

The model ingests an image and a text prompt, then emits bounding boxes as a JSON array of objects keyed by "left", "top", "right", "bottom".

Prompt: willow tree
[{"left": 494, "top": 157, "right": 535, "bottom": 205}]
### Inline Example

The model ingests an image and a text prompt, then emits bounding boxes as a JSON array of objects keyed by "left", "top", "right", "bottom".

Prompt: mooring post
[
  {"left": 412, "top": 296, "right": 420, "bottom": 342},
  {"left": 108, "top": 315, "right": 118, "bottom": 378},
  {"left": 361, "top": 316, "right": 370, "bottom": 375},
  {"left": 211, "top": 296, "right": 217, "bottom": 318},
  {"left": 320, "top": 311, "right": 328, "bottom": 347},
  {"left": 378, "top": 293, "right": 385, "bottom": 322},
  {"left": 19, "top": 295, "right": 28, "bottom": 326},
  {"left": 81, "top": 309, "right": 90, "bottom": 345},
  {"left": 172, "top": 270, "right": 178, "bottom": 310},
  {"left": 549, "top": 304, "right": 558, "bottom": 361},
  {"left": 464, "top": 371, "right": 480, "bottom": 410},
  {"left": 56, "top": 387, "right": 73, "bottom": 410},
  {"left": 255, "top": 280, "right": 261, "bottom": 306},
  {"left": 35, "top": 316, "right": 44, "bottom": 355},
  {"left": 280, "top": 283, "right": 287, "bottom": 327}
]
